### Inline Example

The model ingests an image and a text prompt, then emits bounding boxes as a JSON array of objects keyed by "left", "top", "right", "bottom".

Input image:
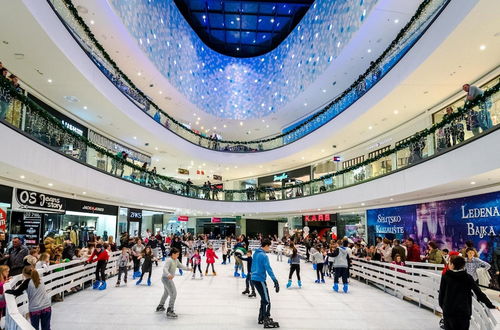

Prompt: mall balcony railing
[
  {"left": 47, "top": 0, "right": 450, "bottom": 153},
  {"left": 1, "top": 73, "right": 499, "bottom": 202}
]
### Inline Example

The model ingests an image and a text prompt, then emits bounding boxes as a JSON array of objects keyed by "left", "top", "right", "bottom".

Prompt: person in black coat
[{"left": 439, "top": 255, "right": 498, "bottom": 330}]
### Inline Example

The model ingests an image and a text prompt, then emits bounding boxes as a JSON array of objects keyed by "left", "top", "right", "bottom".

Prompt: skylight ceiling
[
  {"left": 173, "top": 0, "right": 315, "bottom": 58},
  {"left": 111, "top": 0, "right": 377, "bottom": 120}
]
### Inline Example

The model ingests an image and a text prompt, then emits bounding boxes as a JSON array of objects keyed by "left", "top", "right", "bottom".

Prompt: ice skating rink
[{"left": 51, "top": 252, "right": 440, "bottom": 329}]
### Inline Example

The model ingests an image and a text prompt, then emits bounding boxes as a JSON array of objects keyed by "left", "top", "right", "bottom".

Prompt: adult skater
[
  {"left": 332, "top": 240, "right": 350, "bottom": 293},
  {"left": 155, "top": 247, "right": 191, "bottom": 318},
  {"left": 251, "top": 239, "right": 280, "bottom": 328},
  {"left": 131, "top": 238, "right": 145, "bottom": 279},
  {"left": 87, "top": 243, "right": 109, "bottom": 290}
]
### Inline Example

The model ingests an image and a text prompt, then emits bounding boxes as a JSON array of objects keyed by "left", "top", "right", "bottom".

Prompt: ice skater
[
  {"left": 234, "top": 241, "right": 247, "bottom": 277},
  {"left": 311, "top": 245, "right": 325, "bottom": 283},
  {"left": 131, "top": 238, "right": 145, "bottom": 279},
  {"left": 156, "top": 247, "right": 191, "bottom": 318},
  {"left": 87, "top": 243, "right": 109, "bottom": 290},
  {"left": 136, "top": 246, "right": 156, "bottom": 286},
  {"left": 286, "top": 243, "right": 301, "bottom": 288},
  {"left": 251, "top": 239, "right": 280, "bottom": 328},
  {"left": 275, "top": 242, "right": 284, "bottom": 262},
  {"left": 205, "top": 243, "right": 218, "bottom": 275},
  {"left": 240, "top": 249, "right": 256, "bottom": 298},
  {"left": 332, "top": 240, "right": 350, "bottom": 293},
  {"left": 116, "top": 247, "right": 130, "bottom": 287},
  {"left": 190, "top": 248, "right": 203, "bottom": 279}
]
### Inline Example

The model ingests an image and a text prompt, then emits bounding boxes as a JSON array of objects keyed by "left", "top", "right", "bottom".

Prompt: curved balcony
[
  {"left": 1, "top": 74, "right": 498, "bottom": 204},
  {"left": 45, "top": 0, "right": 450, "bottom": 153}
]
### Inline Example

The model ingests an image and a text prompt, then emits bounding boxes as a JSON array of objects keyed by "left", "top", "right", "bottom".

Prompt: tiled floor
[{"left": 51, "top": 253, "right": 440, "bottom": 329}]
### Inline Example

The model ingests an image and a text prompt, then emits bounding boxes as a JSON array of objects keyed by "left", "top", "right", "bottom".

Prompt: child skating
[
  {"left": 251, "top": 239, "right": 280, "bottom": 328},
  {"left": 332, "top": 240, "right": 350, "bottom": 293},
  {"left": 136, "top": 246, "right": 156, "bottom": 286},
  {"left": 190, "top": 248, "right": 203, "bottom": 279},
  {"left": 205, "top": 244, "right": 218, "bottom": 275},
  {"left": 240, "top": 249, "right": 256, "bottom": 298},
  {"left": 116, "top": 247, "right": 130, "bottom": 287},
  {"left": 156, "top": 247, "right": 191, "bottom": 318},
  {"left": 286, "top": 244, "right": 301, "bottom": 289},
  {"left": 86, "top": 243, "right": 109, "bottom": 290},
  {"left": 311, "top": 245, "right": 325, "bottom": 283}
]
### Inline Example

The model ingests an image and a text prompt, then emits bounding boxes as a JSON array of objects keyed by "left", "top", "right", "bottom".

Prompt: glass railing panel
[{"left": 47, "top": 0, "right": 449, "bottom": 152}]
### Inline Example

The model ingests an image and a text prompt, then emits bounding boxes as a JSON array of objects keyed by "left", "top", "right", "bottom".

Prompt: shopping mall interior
[{"left": 0, "top": 0, "right": 499, "bottom": 329}]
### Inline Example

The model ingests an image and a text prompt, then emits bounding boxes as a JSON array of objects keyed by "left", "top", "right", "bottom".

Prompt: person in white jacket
[
  {"left": 155, "top": 247, "right": 191, "bottom": 318},
  {"left": 276, "top": 242, "right": 284, "bottom": 262}
]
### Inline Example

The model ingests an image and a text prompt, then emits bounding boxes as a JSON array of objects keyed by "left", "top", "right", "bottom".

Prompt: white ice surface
[{"left": 51, "top": 252, "right": 440, "bottom": 329}]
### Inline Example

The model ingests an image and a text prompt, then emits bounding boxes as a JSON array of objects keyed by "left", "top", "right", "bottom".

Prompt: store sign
[
  {"left": 178, "top": 168, "right": 189, "bottom": 175},
  {"left": 211, "top": 217, "right": 221, "bottom": 223},
  {"left": 0, "top": 208, "right": 6, "bottom": 232},
  {"left": 12, "top": 189, "right": 65, "bottom": 213},
  {"left": 196, "top": 170, "right": 205, "bottom": 175},
  {"left": 127, "top": 208, "right": 142, "bottom": 221},
  {"left": 303, "top": 214, "right": 332, "bottom": 222},
  {"left": 366, "top": 190, "right": 500, "bottom": 262},
  {"left": 273, "top": 173, "right": 288, "bottom": 181},
  {"left": 66, "top": 199, "right": 118, "bottom": 215},
  {"left": 213, "top": 175, "right": 222, "bottom": 181},
  {"left": 62, "top": 120, "right": 84, "bottom": 136},
  {"left": 178, "top": 216, "right": 189, "bottom": 222},
  {"left": 21, "top": 212, "right": 42, "bottom": 247},
  {"left": 0, "top": 184, "right": 12, "bottom": 203}
]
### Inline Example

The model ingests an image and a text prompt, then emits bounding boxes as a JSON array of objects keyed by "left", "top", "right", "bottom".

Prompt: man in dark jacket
[
  {"left": 439, "top": 255, "right": 497, "bottom": 330},
  {"left": 6, "top": 237, "right": 29, "bottom": 276},
  {"left": 391, "top": 239, "right": 406, "bottom": 262}
]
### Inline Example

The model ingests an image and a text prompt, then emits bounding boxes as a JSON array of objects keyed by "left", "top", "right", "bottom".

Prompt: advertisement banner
[
  {"left": 367, "top": 191, "right": 500, "bottom": 262},
  {"left": 0, "top": 208, "right": 6, "bottom": 232},
  {"left": 21, "top": 212, "right": 42, "bottom": 247}
]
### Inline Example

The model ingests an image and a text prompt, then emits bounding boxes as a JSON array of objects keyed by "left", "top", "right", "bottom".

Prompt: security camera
[
  {"left": 332, "top": 145, "right": 337, "bottom": 148},
  {"left": 149, "top": 84, "right": 154, "bottom": 88}
]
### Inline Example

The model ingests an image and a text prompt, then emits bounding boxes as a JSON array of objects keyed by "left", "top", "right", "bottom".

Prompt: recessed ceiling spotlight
[
  {"left": 304, "top": 103, "right": 308, "bottom": 106},
  {"left": 213, "top": 126, "right": 216, "bottom": 130},
  {"left": 159, "top": 91, "right": 163, "bottom": 94},
  {"left": 479, "top": 45, "right": 486, "bottom": 51},
  {"left": 317, "top": 208, "right": 321, "bottom": 211},
  {"left": 361, "top": 202, "right": 365, "bottom": 206},
  {"left": 20, "top": 175, "right": 25, "bottom": 179},
  {"left": 83, "top": 106, "right": 87, "bottom": 109},
  {"left": 470, "top": 181, "right": 476, "bottom": 185},
  {"left": 394, "top": 19, "right": 399, "bottom": 23},
  {"left": 301, "top": 156, "right": 305, "bottom": 160},
  {"left": 367, "top": 49, "right": 372, "bottom": 53},
  {"left": 234, "top": 166, "right": 238, "bottom": 169},
  {"left": 368, "top": 126, "right": 373, "bottom": 130},
  {"left": 82, "top": 191, "right": 87, "bottom": 195},
  {"left": 393, "top": 110, "right": 399, "bottom": 114},
  {"left": 133, "top": 136, "right": 137, "bottom": 140},
  {"left": 223, "top": 124, "right": 227, "bottom": 128},
  {"left": 90, "top": 20, "right": 95, "bottom": 25},
  {"left": 239, "top": 122, "right": 243, "bottom": 126},
  {"left": 322, "top": 89, "right": 327, "bottom": 93},
  {"left": 48, "top": 183, "right": 53, "bottom": 187},
  {"left": 338, "top": 206, "right": 342, "bottom": 209},
  {"left": 321, "top": 149, "right": 325, "bottom": 153},
  {"left": 47, "top": 79, "right": 52, "bottom": 83},
  {"left": 266, "top": 125, "right": 269, "bottom": 128},
  {"left": 137, "top": 72, "right": 142, "bottom": 76},
  {"left": 154, "top": 147, "right": 158, "bottom": 151},
  {"left": 390, "top": 198, "right": 394, "bottom": 201}
]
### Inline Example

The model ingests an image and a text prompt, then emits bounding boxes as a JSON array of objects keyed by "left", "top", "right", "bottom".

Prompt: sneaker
[
  {"left": 242, "top": 289, "right": 250, "bottom": 295},
  {"left": 156, "top": 305, "right": 166, "bottom": 312},
  {"left": 248, "top": 292, "right": 256, "bottom": 298}
]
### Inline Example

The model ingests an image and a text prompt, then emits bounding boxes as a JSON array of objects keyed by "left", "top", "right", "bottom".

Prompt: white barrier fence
[{"left": 4, "top": 251, "right": 122, "bottom": 330}]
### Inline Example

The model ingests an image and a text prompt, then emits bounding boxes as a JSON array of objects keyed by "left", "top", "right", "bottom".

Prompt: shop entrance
[{"left": 203, "top": 223, "right": 235, "bottom": 237}]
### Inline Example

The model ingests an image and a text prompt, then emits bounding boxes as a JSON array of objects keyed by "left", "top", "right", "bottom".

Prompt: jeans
[
  {"left": 245, "top": 273, "right": 255, "bottom": 292},
  {"left": 159, "top": 277, "right": 177, "bottom": 308},
  {"left": 30, "top": 307, "right": 51, "bottom": 330},
  {"left": 117, "top": 266, "right": 128, "bottom": 282},
  {"left": 334, "top": 267, "right": 349, "bottom": 284},
  {"left": 276, "top": 251, "right": 283, "bottom": 262},
  {"left": 253, "top": 281, "right": 271, "bottom": 322},
  {"left": 288, "top": 264, "right": 301, "bottom": 281}
]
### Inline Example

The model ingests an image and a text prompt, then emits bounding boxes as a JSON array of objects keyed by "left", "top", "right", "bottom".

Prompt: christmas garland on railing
[
  {"left": 2, "top": 74, "right": 498, "bottom": 196},
  {"left": 56, "top": 0, "right": 445, "bottom": 146}
]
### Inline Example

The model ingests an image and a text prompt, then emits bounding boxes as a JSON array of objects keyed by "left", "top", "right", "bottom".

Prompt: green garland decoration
[
  {"left": 2, "top": 74, "right": 498, "bottom": 195},
  {"left": 56, "top": 0, "right": 445, "bottom": 146}
]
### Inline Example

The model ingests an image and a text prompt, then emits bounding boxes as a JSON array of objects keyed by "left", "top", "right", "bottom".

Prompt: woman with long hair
[{"left": 286, "top": 243, "right": 301, "bottom": 288}]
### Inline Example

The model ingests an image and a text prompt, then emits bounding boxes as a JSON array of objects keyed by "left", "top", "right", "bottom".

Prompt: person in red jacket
[
  {"left": 87, "top": 243, "right": 110, "bottom": 290},
  {"left": 205, "top": 244, "right": 218, "bottom": 276},
  {"left": 405, "top": 238, "right": 421, "bottom": 262}
]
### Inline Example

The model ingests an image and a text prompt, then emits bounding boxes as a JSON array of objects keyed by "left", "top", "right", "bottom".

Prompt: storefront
[
  {"left": 9, "top": 188, "right": 117, "bottom": 247},
  {"left": 118, "top": 207, "right": 172, "bottom": 238},
  {"left": 196, "top": 217, "right": 235, "bottom": 237},
  {"left": 302, "top": 213, "right": 337, "bottom": 239},
  {"left": 0, "top": 185, "right": 13, "bottom": 240},
  {"left": 257, "top": 166, "right": 311, "bottom": 200},
  {"left": 337, "top": 212, "right": 366, "bottom": 240}
]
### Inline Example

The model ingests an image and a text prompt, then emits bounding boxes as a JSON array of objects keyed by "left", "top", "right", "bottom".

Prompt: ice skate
[
  {"left": 179, "top": 269, "right": 183, "bottom": 276},
  {"left": 213, "top": 271, "right": 216, "bottom": 276},
  {"left": 286, "top": 280, "right": 292, "bottom": 288},
  {"left": 136, "top": 279, "right": 142, "bottom": 285},
  {"left": 263, "top": 317, "right": 279, "bottom": 328},
  {"left": 166, "top": 308, "right": 178, "bottom": 319},
  {"left": 241, "top": 273, "right": 247, "bottom": 279},
  {"left": 314, "top": 279, "right": 320, "bottom": 283},
  {"left": 192, "top": 274, "right": 195, "bottom": 279},
  {"left": 333, "top": 283, "right": 339, "bottom": 292},
  {"left": 115, "top": 281, "right": 120, "bottom": 287},
  {"left": 93, "top": 281, "right": 101, "bottom": 289},
  {"left": 343, "top": 284, "right": 349, "bottom": 293},
  {"left": 298, "top": 280, "right": 302, "bottom": 288},
  {"left": 234, "top": 271, "right": 240, "bottom": 277},
  {"left": 205, "top": 271, "right": 208, "bottom": 276},
  {"left": 147, "top": 279, "right": 152, "bottom": 286},
  {"left": 98, "top": 281, "right": 107, "bottom": 290},
  {"left": 321, "top": 279, "right": 325, "bottom": 283},
  {"left": 248, "top": 292, "right": 256, "bottom": 298},
  {"left": 242, "top": 289, "right": 250, "bottom": 295},
  {"left": 156, "top": 305, "right": 166, "bottom": 312}
]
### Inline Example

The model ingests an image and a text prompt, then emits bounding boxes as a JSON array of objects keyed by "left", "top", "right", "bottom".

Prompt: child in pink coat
[
  {"left": 191, "top": 249, "right": 203, "bottom": 279},
  {"left": 205, "top": 244, "right": 218, "bottom": 276}
]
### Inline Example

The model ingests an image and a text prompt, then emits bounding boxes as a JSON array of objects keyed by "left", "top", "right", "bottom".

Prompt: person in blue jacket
[{"left": 251, "top": 239, "right": 280, "bottom": 328}]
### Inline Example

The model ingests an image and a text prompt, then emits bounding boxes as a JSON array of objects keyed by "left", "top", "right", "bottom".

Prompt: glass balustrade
[
  {"left": 1, "top": 76, "right": 498, "bottom": 202},
  {"left": 47, "top": 0, "right": 449, "bottom": 152}
]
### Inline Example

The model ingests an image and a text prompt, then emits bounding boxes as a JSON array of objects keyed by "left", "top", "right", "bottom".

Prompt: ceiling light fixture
[
  {"left": 83, "top": 106, "right": 87, "bottom": 110},
  {"left": 479, "top": 45, "right": 486, "bottom": 51},
  {"left": 240, "top": 122, "right": 243, "bottom": 126},
  {"left": 361, "top": 203, "right": 365, "bottom": 206},
  {"left": 393, "top": 110, "right": 399, "bottom": 114},
  {"left": 470, "top": 181, "right": 476, "bottom": 185},
  {"left": 133, "top": 136, "right": 137, "bottom": 140},
  {"left": 47, "top": 79, "right": 52, "bottom": 83},
  {"left": 90, "top": 20, "right": 95, "bottom": 25},
  {"left": 48, "top": 183, "right": 53, "bottom": 187},
  {"left": 20, "top": 175, "right": 25, "bottom": 179},
  {"left": 394, "top": 19, "right": 399, "bottom": 23},
  {"left": 82, "top": 192, "right": 87, "bottom": 195},
  {"left": 368, "top": 126, "right": 373, "bottom": 130},
  {"left": 137, "top": 72, "right": 142, "bottom": 76},
  {"left": 367, "top": 49, "right": 372, "bottom": 53}
]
